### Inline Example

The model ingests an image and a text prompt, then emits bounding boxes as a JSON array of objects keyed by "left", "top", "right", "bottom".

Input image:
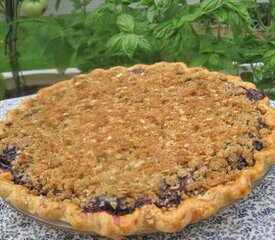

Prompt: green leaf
[
  {"left": 146, "top": 5, "right": 158, "bottom": 23},
  {"left": 269, "top": 55, "right": 275, "bottom": 67},
  {"left": 228, "top": 11, "right": 243, "bottom": 40},
  {"left": 209, "top": 53, "right": 220, "bottom": 66},
  {"left": 215, "top": 9, "right": 228, "bottom": 24},
  {"left": 181, "top": 23, "right": 199, "bottom": 50},
  {"left": 190, "top": 54, "right": 209, "bottom": 67},
  {"left": 70, "top": 14, "right": 86, "bottom": 28},
  {"left": 272, "top": 7, "right": 275, "bottom": 17},
  {"left": 267, "top": 91, "right": 275, "bottom": 100},
  {"left": 240, "top": 71, "right": 254, "bottom": 83},
  {"left": 225, "top": 1, "right": 252, "bottom": 28},
  {"left": 154, "top": 0, "right": 171, "bottom": 12},
  {"left": 269, "top": 39, "right": 275, "bottom": 46},
  {"left": 140, "top": 0, "right": 152, "bottom": 5},
  {"left": 106, "top": 33, "right": 124, "bottom": 55},
  {"left": 117, "top": 14, "right": 135, "bottom": 33},
  {"left": 85, "top": 3, "right": 115, "bottom": 28},
  {"left": 200, "top": 0, "right": 223, "bottom": 15},
  {"left": 63, "top": 28, "right": 85, "bottom": 49},
  {"left": 257, "top": 77, "right": 275, "bottom": 90},
  {"left": 242, "top": 0, "right": 259, "bottom": 9},
  {"left": 122, "top": 34, "right": 139, "bottom": 59},
  {"left": 153, "top": 20, "right": 174, "bottom": 39},
  {"left": 220, "top": 58, "right": 236, "bottom": 74},
  {"left": 17, "top": 26, "right": 29, "bottom": 45},
  {"left": 0, "top": 73, "right": 5, "bottom": 99},
  {"left": 179, "top": 11, "right": 201, "bottom": 23},
  {"left": 43, "top": 36, "right": 74, "bottom": 73},
  {"left": 138, "top": 36, "right": 153, "bottom": 52},
  {"left": 75, "top": 43, "right": 95, "bottom": 72},
  {"left": 263, "top": 49, "right": 275, "bottom": 60},
  {"left": 266, "top": 23, "right": 275, "bottom": 37}
]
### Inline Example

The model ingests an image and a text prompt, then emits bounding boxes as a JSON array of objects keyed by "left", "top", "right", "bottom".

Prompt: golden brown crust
[{"left": 0, "top": 62, "right": 274, "bottom": 239}]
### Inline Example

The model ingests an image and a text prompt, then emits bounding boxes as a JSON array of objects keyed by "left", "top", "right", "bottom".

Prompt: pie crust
[{"left": 0, "top": 62, "right": 274, "bottom": 239}]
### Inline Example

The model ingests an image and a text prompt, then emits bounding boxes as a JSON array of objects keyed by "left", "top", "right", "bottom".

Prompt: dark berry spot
[
  {"left": 0, "top": 147, "right": 17, "bottom": 170},
  {"left": 252, "top": 140, "right": 263, "bottom": 151},
  {"left": 156, "top": 183, "right": 181, "bottom": 208},
  {"left": 36, "top": 180, "right": 48, "bottom": 196},
  {"left": 237, "top": 156, "right": 248, "bottom": 170},
  {"left": 39, "top": 190, "right": 49, "bottom": 196},
  {"left": 11, "top": 169, "right": 27, "bottom": 185},
  {"left": 258, "top": 119, "right": 268, "bottom": 129},
  {"left": 135, "top": 198, "right": 152, "bottom": 208},
  {"left": 176, "top": 71, "right": 185, "bottom": 75},
  {"left": 83, "top": 197, "right": 133, "bottom": 216},
  {"left": 246, "top": 89, "right": 265, "bottom": 101},
  {"left": 130, "top": 68, "right": 144, "bottom": 74},
  {"left": 178, "top": 176, "right": 187, "bottom": 192}
]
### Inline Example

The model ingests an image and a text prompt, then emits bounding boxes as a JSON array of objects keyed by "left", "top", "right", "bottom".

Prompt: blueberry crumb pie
[{"left": 0, "top": 62, "right": 274, "bottom": 239}]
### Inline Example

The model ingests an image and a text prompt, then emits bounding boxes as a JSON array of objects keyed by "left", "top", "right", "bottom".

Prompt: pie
[{"left": 0, "top": 62, "right": 274, "bottom": 239}]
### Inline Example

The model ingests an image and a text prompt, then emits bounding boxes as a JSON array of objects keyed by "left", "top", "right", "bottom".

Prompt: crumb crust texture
[{"left": 0, "top": 62, "right": 274, "bottom": 239}]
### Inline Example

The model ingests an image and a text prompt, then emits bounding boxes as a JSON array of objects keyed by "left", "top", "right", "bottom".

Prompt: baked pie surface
[{"left": 0, "top": 62, "right": 274, "bottom": 239}]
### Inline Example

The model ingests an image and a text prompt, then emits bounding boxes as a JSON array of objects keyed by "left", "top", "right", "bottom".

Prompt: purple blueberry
[
  {"left": 258, "top": 119, "right": 268, "bottom": 129},
  {"left": 156, "top": 183, "right": 181, "bottom": 208},
  {"left": 130, "top": 68, "right": 144, "bottom": 74},
  {"left": 11, "top": 169, "right": 27, "bottom": 185},
  {"left": 0, "top": 147, "right": 17, "bottom": 170},
  {"left": 39, "top": 189, "right": 48, "bottom": 196},
  {"left": 237, "top": 156, "right": 248, "bottom": 170},
  {"left": 135, "top": 199, "right": 153, "bottom": 208},
  {"left": 252, "top": 140, "right": 263, "bottom": 151},
  {"left": 83, "top": 197, "right": 133, "bottom": 216},
  {"left": 246, "top": 89, "right": 265, "bottom": 101},
  {"left": 178, "top": 176, "right": 187, "bottom": 192}
]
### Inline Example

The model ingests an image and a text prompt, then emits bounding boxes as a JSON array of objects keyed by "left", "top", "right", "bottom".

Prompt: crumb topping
[{"left": 0, "top": 63, "right": 269, "bottom": 211}]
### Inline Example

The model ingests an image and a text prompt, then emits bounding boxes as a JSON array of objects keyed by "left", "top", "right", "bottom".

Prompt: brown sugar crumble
[{"left": 0, "top": 63, "right": 269, "bottom": 214}]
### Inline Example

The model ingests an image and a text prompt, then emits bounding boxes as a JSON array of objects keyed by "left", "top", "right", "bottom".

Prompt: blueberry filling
[
  {"left": 134, "top": 198, "right": 153, "bottom": 208},
  {"left": 178, "top": 176, "right": 187, "bottom": 192},
  {"left": 237, "top": 156, "right": 248, "bottom": 170},
  {"left": 83, "top": 197, "right": 133, "bottom": 216},
  {"left": 130, "top": 68, "right": 144, "bottom": 74},
  {"left": 245, "top": 89, "right": 265, "bottom": 101},
  {"left": 83, "top": 177, "right": 187, "bottom": 215},
  {"left": 156, "top": 177, "right": 187, "bottom": 209},
  {"left": 258, "top": 119, "right": 268, "bottom": 129},
  {"left": 252, "top": 140, "right": 263, "bottom": 151},
  {"left": 0, "top": 147, "right": 17, "bottom": 170},
  {"left": 83, "top": 197, "right": 155, "bottom": 216},
  {"left": 156, "top": 183, "right": 181, "bottom": 208},
  {"left": 39, "top": 189, "right": 49, "bottom": 196},
  {"left": 11, "top": 169, "right": 27, "bottom": 185}
]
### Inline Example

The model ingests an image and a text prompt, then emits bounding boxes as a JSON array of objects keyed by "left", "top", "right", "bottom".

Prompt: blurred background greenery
[{"left": 0, "top": 0, "right": 274, "bottom": 99}]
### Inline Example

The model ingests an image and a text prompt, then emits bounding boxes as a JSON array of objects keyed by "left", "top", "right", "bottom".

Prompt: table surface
[{"left": 0, "top": 96, "right": 274, "bottom": 240}]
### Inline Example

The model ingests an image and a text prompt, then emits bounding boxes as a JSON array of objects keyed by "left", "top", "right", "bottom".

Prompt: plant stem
[
  {"left": 268, "top": 0, "right": 272, "bottom": 26},
  {"left": 250, "top": 63, "right": 260, "bottom": 82},
  {"left": 256, "top": 11, "right": 266, "bottom": 30},
  {"left": 4, "top": 0, "right": 24, "bottom": 95}
]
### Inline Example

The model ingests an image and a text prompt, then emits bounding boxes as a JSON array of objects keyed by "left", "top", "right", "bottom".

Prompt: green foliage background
[{"left": 0, "top": 0, "right": 275, "bottom": 98}]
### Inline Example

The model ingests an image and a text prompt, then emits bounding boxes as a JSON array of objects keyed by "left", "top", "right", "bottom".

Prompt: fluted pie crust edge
[{"left": 0, "top": 62, "right": 274, "bottom": 239}]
